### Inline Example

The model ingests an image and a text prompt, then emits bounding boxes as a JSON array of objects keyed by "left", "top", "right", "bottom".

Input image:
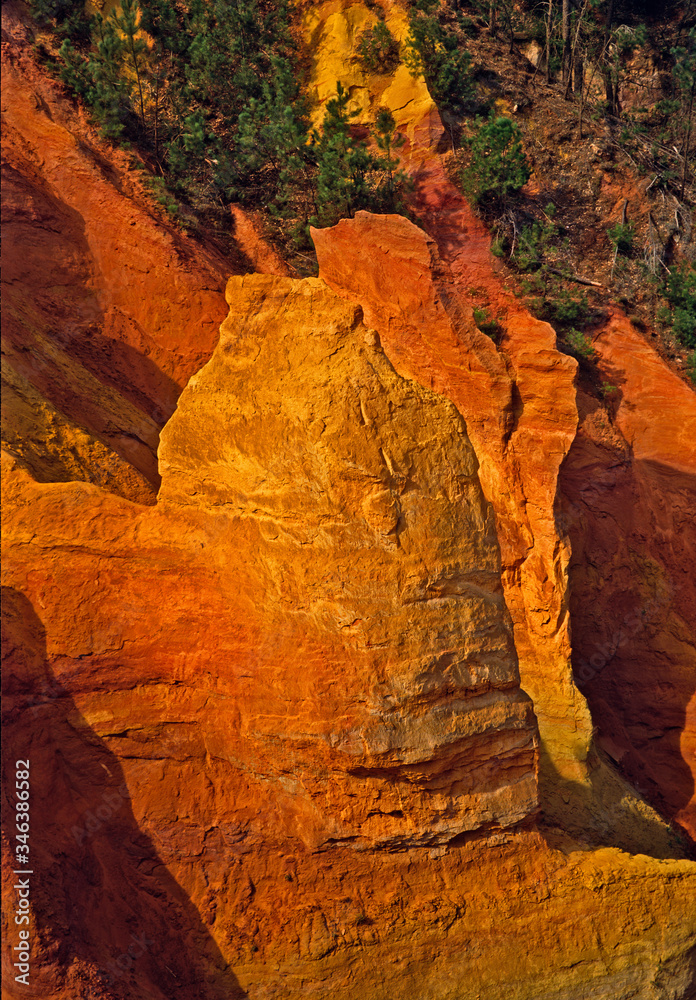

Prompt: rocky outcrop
[
  {"left": 3, "top": 274, "right": 539, "bottom": 862},
  {"left": 3, "top": 274, "right": 696, "bottom": 1000},
  {"left": 1, "top": 13, "right": 234, "bottom": 502},
  {"left": 2, "top": 1, "right": 696, "bottom": 998},
  {"left": 561, "top": 311, "right": 696, "bottom": 842},
  {"left": 311, "top": 212, "right": 592, "bottom": 833},
  {"left": 305, "top": 0, "right": 695, "bottom": 851}
]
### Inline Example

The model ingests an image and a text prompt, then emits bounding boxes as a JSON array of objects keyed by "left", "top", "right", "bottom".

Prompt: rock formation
[
  {"left": 2, "top": 1, "right": 696, "bottom": 998},
  {"left": 2, "top": 16, "right": 233, "bottom": 503}
]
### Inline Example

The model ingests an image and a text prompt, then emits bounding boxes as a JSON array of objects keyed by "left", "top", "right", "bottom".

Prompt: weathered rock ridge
[
  {"left": 2, "top": 0, "right": 696, "bottom": 997},
  {"left": 3, "top": 272, "right": 696, "bottom": 999},
  {"left": 2, "top": 17, "right": 233, "bottom": 503},
  {"left": 304, "top": 0, "right": 695, "bottom": 848}
]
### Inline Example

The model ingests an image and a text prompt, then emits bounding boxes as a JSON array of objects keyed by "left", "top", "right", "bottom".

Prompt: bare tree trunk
[
  {"left": 545, "top": 0, "right": 553, "bottom": 83},
  {"left": 489, "top": 0, "right": 497, "bottom": 37},
  {"left": 602, "top": 0, "right": 617, "bottom": 115},
  {"left": 562, "top": 0, "right": 571, "bottom": 83},
  {"left": 681, "top": 77, "right": 695, "bottom": 200},
  {"left": 564, "top": 0, "right": 588, "bottom": 100},
  {"left": 603, "top": 0, "right": 615, "bottom": 49}
]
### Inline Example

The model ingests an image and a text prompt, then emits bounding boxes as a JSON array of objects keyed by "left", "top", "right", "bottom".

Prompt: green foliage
[
  {"left": 550, "top": 290, "right": 589, "bottom": 327},
  {"left": 372, "top": 106, "right": 409, "bottom": 210},
  {"left": 686, "top": 351, "right": 696, "bottom": 386},
  {"left": 113, "top": 0, "right": 147, "bottom": 125},
  {"left": 607, "top": 221, "right": 635, "bottom": 255},
  {"left": 311, "top": 86, "right": 411, "bottom": 228},
  {"left": 85, "top": 15, "right": 129, "bottom": 138},
  {"left": 355, "top": 20, "right": 400, "bottom": 74},
  {"left": 461, "top": 117, "right": 530, "bottom": 206},
  {"left": 43, "top": 0, "right": 415, "bottom": 254},
  {"left": 525, "top": 276, "right": 588, "bottom": 330},
  {"left": 29, "top": 0, "right": 92, "bottom": 40},
  {"left": 47, "top": 0, "right": 320, "bottom": 240},
  {"left": 403, "top": 5, "right": 473, "bottom": 112},
  {"left": 312, "top": 82, "right": 372, "bottom": 226},
  {"left": 509, "top": 218, "right": 558, "bottom": 272},
  {"left": 472, "top": 306, "right": 502, "bottom": 342},
  {"left": 672, "top": 28, "right": 696, "bottom": 100},
  {"left": 565, "top": 328, "right": 596, "bottom": 361},
  {"left": 664, "top": 262, "right": 696, "bottom": 349},
  {"left": 145, "top": 175, "right": 179, "bottom": 216}
]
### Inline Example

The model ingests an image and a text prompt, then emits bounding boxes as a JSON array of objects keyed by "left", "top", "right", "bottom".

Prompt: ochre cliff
[
  {"left": 561, "top": 312, "right": 696, "bottom": 842},
  {"left": 2, "top": 0, "right": 696, "bottom": 998},
  {"left": 2, "top": 16, "right": 234, "bottom": 503},
  {"left": 3, "top": 274, "right": 696, "bottom": 1000},
  {"left": 307, "top": 0, "right": 695, "bottom": 850}
]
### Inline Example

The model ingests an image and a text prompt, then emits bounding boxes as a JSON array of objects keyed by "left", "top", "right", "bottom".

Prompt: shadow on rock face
[
  {"left": 560, "top": 439, "right": 696, "bottom": 852},
  {"left": 1, "top": 587, "right": 248, "bottom": 1000}
]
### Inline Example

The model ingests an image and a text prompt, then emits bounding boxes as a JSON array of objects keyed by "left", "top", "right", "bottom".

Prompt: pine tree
[
  {"left": 86, "top": 15, "right": 128, "bottom": 138},
  {"left": 372, "top": 107, "right": 407, "bottom": 209},
  {"left": 404, "top": 6, "right": 473, "bottom": 112},
  {"left": 673, "top": 27, "right": 696, "bottom": 199},
  {"left": 114, "top": 0, "right": 148, "bottom": 129},
  {"left": 462, "top": 116, "right": 530, "bottom": 206},
  {"left": 313, "top": 83, "right": 373, "bottom": 225}
]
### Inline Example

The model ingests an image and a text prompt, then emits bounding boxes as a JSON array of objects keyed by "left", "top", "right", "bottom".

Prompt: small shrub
[
  {"left": 403, "top": 7, "right": 474, "bottom": 112},
  {"left": 510, "top": 221, "right": 557, "bottom": 272},
  {"left": 355, "top": 21, "right": 400, "bottom": 74},
  {"left": 551, "top": 289, "right": 588, "bottom": 326},
  {"left": 462, "top": 117, "right": 530, "bottom": 206},
  {"left": 664, "top": 262, "right": 696, "bottom": 349},
  {"left": 566, "top": 328, "right": 595, "bottom": 360},
  {"left": 686, "top": 351, "right": 696, "bottom": 386},
  {"left": 473, "top": 306, "right": 502, "bottom": 342},
  {"left": 607, "top": 220, "right": 635, "bottom": 255}
]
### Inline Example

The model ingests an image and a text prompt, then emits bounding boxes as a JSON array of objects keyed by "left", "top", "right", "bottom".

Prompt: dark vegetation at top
[
  {"left": 400, "top": 0, "right": 696, "bottom": 385},
  {"left": 31, "top": 0, "right": 409, "bottom": 269},
  {"left": 28, "top": 0, "right": 696, "bottom": 383}
]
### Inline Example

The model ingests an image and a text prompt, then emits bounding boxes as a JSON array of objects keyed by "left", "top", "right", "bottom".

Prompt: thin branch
[{"left": 548, "top": 267, "right": 602, "bottom": 286}]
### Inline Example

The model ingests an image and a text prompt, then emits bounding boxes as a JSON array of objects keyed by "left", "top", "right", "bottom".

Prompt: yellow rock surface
[{"left": 304, "top": 0, "right": 439, "bottom": 144}]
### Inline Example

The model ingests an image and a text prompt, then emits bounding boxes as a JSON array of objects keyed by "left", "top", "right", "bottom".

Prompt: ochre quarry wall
[
  {"left": 1, "top": 14, "right": 233, "bottom": 504},
  {"left": 2, "top": 1, "right": 696, "bottom": 998},
  {"left": 307, "top": 0, "right": 695, "bottom": 852},
  {"left": 3, "top": 276, "right": 696, "bottom": 1000},
  {"left": 561, "top": 312, "right": 696, "bottom": 843}
]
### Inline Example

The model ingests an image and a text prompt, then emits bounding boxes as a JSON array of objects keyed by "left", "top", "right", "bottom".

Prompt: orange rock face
[
  {"left": 4, "top": 275, "right": 539, "bottom": 863},
  {"left": 2, "top": 16, "right": 233, "bottom": 501},
  {"left": 560, "top": 311, "right": 696, "bottom": 842},
  {"left": 3, "top": 2, "right": 696, "bottom": 997},
  {"left": 3, "top": 275, "right": 696, "bottom": 999},
  {"left": 312, "top": 211, "right": 595, "bottom": 830}
]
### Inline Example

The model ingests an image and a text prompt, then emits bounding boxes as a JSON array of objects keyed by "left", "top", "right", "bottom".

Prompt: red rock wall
[
  {"left": 2, "top": 2, "right": 696, "bottom": 998},
  {"left": 561, "top": 312, "right": 696, "bottom": 842},
  {"left": 2, "top": 14, "right": 234, "bottom": 501}
]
